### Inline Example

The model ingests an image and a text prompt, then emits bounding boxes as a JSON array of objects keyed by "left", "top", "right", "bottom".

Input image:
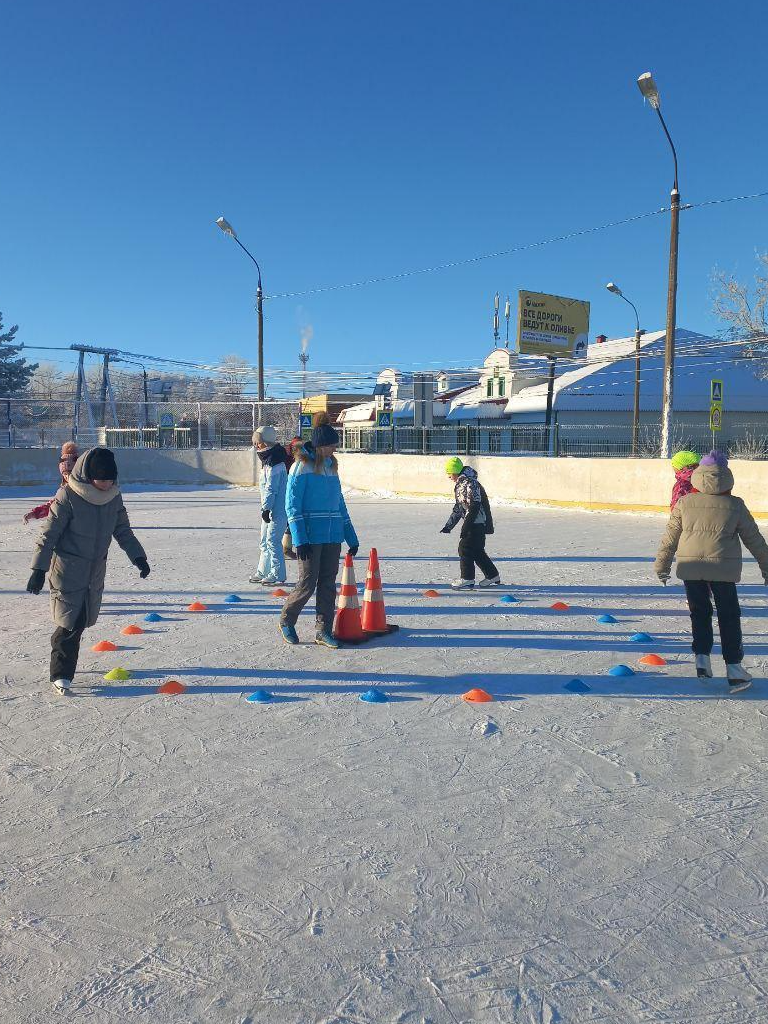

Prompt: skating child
[
  {"left": 23, "top": 442, "right": 79, "bottom": 523},
  {"left": 250, "top": 425, "right": 290, "bottom": 585},
  {"left": 282, "top": 435, "right": 303, "bottom": 561},
  {"left": 655, "top": 451, "right": 768, "bottom": 693},
  {"left": 440, "top": 457, "right": 500, "bottom": 590},
  {"left": 279, "top": 420, "right": 358, "bottom": 649},
  {"left": 670, "top": 449, "right": 700, "bottom": 509},
  {"left": 26, "top": 447, "right": 150, "bottom": 694}
]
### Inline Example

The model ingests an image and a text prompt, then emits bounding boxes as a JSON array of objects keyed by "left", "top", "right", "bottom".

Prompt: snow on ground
[{"left": 2, "top": 485, "right": 768, "bottom": 1024}]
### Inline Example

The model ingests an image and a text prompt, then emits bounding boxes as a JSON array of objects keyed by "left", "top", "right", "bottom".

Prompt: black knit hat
[
  {"left": 311, "top": 423, "right": 340, "bottom": 447},
  {"left": 86, "top": 447, "right": 118, "bottom": 482}
]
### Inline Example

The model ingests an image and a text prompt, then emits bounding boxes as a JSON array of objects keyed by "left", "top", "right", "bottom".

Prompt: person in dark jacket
[
  {"left": 440, "top": 457, "right": 500, "bottom": 590},
  {"left": 26, "top": 448, "right": 150, "bottom": 694}
]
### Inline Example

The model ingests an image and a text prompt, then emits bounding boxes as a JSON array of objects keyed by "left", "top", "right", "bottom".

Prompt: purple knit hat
[{"left": 700, "top": 450, "right": 728, "bottom": 468}]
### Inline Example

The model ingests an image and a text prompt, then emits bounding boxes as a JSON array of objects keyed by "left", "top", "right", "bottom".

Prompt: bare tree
[{"left": 712, "top": 252, "right": 768, "bottom": 340}]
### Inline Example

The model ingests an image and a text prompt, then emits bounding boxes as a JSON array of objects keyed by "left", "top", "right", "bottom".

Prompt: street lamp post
[
  {"left": 637, "top": 71, "right": 679, "bottom": 459},
  {"left": 606, "top": 283, "right": 644, "bottom": 455},
  {"left": 215, "top": 216, "right": 265, "bottom": 402}
]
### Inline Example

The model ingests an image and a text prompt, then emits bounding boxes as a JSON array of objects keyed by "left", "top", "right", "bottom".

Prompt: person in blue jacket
[
  {"left": 280, "top": 417, "right": 358, "bottom": 648},
  {"left": 251, "top": 425, "right": 290, "bottom": 585}
]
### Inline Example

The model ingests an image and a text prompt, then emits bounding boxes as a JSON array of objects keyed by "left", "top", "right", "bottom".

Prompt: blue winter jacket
[
  {"left": 257, "top": 444, "right": 288, "bottom": 520},
  {"left": 286, "top": 454, "right": 358, "bottom": 548}
]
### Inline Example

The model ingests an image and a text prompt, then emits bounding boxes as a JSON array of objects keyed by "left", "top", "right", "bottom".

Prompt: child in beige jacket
[{"left": 655, "top": 451, "right": 768, "bottom": 692}]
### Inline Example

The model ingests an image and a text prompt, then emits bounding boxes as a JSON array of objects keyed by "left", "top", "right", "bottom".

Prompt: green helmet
[
  {"left": 445, "top": 456, "right": 464, "bottom": 475},
  {"left": 671, "top": 450, "right": 700, "bottom": 471}
]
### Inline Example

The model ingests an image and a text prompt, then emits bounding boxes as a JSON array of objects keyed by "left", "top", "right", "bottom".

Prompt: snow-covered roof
[
  {"left": 445, "top": 386, "right": 509, "bottom": 421},
  {"left": 506, "top": 329, "right": 768, "bottom": 414}
]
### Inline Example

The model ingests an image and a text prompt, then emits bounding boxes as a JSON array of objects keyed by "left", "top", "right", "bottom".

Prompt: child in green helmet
[
  {"left": 440, "top": 457, "right": 499, "bottom": 590},
  {"left": 670, "top": 450, "right": 700, "bottom": 509}
]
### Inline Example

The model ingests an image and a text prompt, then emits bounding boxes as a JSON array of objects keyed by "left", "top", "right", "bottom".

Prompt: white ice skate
[
  {"left": 477, "top": 575, "right": 501, "bottom": 587},
  {"left": 727, "top": 664, "right": 752, "bottom": 693},
  {"left": 451, "top": 578, "right": 475, "bottom": 590},
  {"left": 249, "top": 572, "right": 264, "bottom": 584},
  {"left": 695, "top": 654, "right": 713, "bottom": 679},
  {"left": 52, "top": 678, "right": 72, "bottom": 694},
  {"left": 261, "top": 576, "right": 286, "bottom": 586}
]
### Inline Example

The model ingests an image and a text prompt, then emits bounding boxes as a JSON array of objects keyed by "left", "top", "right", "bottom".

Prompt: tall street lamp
[
  {"left": 606, "top": 282, "right": 644, "bottom": 455},
  {"left": 637, "top": 71, "right": 679, "bottom": 459},
  {"left": 216, "top": 216, "right": 265, "bottom": 402}
]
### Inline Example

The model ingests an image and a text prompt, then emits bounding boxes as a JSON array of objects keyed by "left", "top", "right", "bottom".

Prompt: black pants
[
  {"left": 458, "top": 525, "right": 498, "bottom": 581},
  {"left": 280, "top": 543, "right": 341, "bottom": 632},
  {"left": 684, "top": 580, "right": 743, "bottom": 665},
  {"left": 50, "top": 605, "right": 88, "bottom": 682}
]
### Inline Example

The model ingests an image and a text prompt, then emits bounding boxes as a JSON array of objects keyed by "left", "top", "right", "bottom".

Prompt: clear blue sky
[{"left": 2, "top": 0, "right": 767, "bottom": 380}]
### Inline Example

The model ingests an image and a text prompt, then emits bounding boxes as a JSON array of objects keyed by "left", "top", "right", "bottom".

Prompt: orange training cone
[
  {"left": 92, "top": 640, "right": 118, "bottom": 653},
  {"left": 121, "top": 624, "right": 144, "bottom": 636},
  {"left": 424, "top": 589, "right": 440, "bottom": 598},
  {"left": 158, "top": 680, "right": 186, "bottom": 695},
  {"left": 462, "top": 688, "right": 494, "bottom": 703},
  {"left": 188, "top": 601, "right": 207, "bottom": 612},
  {"left": 551, "top": 601, "right": 570, "bottom": 611},
  {"left": 361, "top": 549, "right": 388, "bottom": 634},
  {"left": 272, "top": 588, "right": 289, "bottom": 598},
  {"left": 333, "top": 554, "right": 364, "bottom": 641},
  {"left": 639, "top": 654, "right": 667, "bottom": 666}
]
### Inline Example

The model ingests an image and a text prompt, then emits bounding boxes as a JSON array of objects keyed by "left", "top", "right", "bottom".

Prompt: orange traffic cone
[
  {"left": 333, "top": 554, "right": 365, "bottom": 641},
  {"left": 361, "top": 548, "right": 390, "bottom": 634}
]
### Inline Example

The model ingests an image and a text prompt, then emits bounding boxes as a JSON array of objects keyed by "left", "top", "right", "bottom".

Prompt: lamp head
[
  {"left": 606, "top": 282, "right": 623, "bottom": 296},
  {"left": 637, "top": 72, "right": 661, "bottom": 110},
  {"left": 216, "top": 216, "right": 237, "bottom": 239}
]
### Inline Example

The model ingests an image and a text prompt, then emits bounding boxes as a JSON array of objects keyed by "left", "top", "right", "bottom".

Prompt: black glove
[
  {"left": 296, "top": 544, "right": 312, "bottom": 561},
  {"left": 261, "top": 509, "right": 271, "bottom": 523},
  {"left": 26, "top": 569, "right": 46, "bottom": 595},
  {"left": 348, "top": 545, "right": 359, "bottom": 557},
  {"left": 134, "top": 557, "right": 151, "bottom": 579},
  {"left": 440, "top": 526, "right": 451, "bottom": 534}
]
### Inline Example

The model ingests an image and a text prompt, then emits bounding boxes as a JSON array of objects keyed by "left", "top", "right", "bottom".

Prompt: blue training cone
[
  {"left": 597, "top": 614, "right": 617, "bottom": 624},
  {"left": 360, "top": 688, "right": 388, "bottom": 704},
  {"left": 247, "top": 689, "right": 273, "bottom": 703},
  {"left": 608, "top": 664, "right": 635, "bottom": 677},
  {"left": 225, "top": 594, "right": 243, "bottom": 604},
  {"left": 564, "top": 679, "right": 591, "bottom": 693},
  {"left": 500, "top": 594, "right": 519, "bottom": 604},
  {"left": 144, "top": 612, "right": 162, "bottom": 623},
  {"left": 630, "top": 632, "right": 654, "bottom": 643}
]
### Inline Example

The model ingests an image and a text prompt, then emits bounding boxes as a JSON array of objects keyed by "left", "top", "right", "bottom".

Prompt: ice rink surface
[{"left": 2, "top": 485, "right": 767, "bottom": 1024}]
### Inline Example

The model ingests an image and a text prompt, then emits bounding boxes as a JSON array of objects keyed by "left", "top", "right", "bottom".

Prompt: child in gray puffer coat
[
  {"left": 26, "top": 448, "right": 150, "bottom": 694},
  {"left": 655, "top": 450, "right": 768, "bottom": 692}
]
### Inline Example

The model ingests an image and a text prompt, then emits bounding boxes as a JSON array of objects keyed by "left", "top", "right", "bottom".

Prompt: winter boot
[
  {"left": 695, "top": 654, "right": 713, "bottom": 679},
  {"left": 52, "top": 678, "right": 72, "bottom": 694},
  {"left": 727, "top": 663, "right": 752, "bottom": 693},
  {"left": 451, "top": 579, "right": 475, "bottom": 590},
  {"left": 279, "top": 623, "right": 299, "bottom": 646}
]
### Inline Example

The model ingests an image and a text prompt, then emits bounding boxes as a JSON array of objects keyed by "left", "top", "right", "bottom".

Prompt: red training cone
[
  {"left": 92, "top": 640, "right": 118, "bottom": 653},
  {"left": 551, "top": 601, "right": 570, "bottom": 611},
  {"left": 158, "top": 680, "right": 186, "bottom": 695},
  {"left": 333, "top": 554, "right": 364, "bottom": 641},
  {"left": 361, "top": 549, "right": 389, "bottom": 634},
  {"left": 187, "top": 601, "right": 207, "bottom": 612},
  {"left": 121, "top": 624, "right": 144, "bottom": 636},
  {"left": 462, "top": 688, "right": 494, "bottom": 703}
]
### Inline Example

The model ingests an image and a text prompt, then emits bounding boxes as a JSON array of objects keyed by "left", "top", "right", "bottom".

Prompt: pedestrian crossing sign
[
  {"left": 299, "top": 413, "right": 313, "bottom": 429},
  {"left": 710, "top": 379, "right": 723, "bottom": 403},
  {"left": 376, "top": 411, "right": 393, "bottom": 428}
]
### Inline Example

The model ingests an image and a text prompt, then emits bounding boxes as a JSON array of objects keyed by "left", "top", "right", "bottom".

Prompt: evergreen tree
[{"left": 0, "top": 312, "right": 38, "bottom": 395}]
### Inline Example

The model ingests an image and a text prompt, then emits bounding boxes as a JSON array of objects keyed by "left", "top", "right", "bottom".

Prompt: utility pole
[
  {"left": 638, "top": 72, "right": 680, "bottom": 459},
  {"left": 299, "top": 349, "right": 310, "bottom": 399}
]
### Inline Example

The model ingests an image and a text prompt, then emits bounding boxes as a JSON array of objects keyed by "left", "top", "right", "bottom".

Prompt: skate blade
[
  {"left": 696, "top": 669, "right": 713, "bottom": 679},
  {"left": 728, "top": 679, "right": 752, "bottom": 694}
]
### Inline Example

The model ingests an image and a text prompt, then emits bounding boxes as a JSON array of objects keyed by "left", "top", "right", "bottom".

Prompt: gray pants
[{"left": 280, "top": 543, "right": 341, "bottom": 631}]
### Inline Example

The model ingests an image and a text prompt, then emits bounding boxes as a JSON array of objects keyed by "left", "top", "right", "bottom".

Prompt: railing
[{"left": 2, "top": 396, "right": 766, "bottom": 459}]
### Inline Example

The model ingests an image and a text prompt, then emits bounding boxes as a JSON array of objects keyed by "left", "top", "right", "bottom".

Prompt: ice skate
[
  {"left": 52, "top": 678, "right": 72, "bottom": 694},
  {"left": 695, "top": 654, "right": 713, "bottom": 679},
  {"left": 249, "top": 571, "right": 265, "bottom": 584},
  {"left": 451, "top": 578, "right": 475, "bottom": 590},
  {"left": 727, "top": 664, "right": 752, "bottom": 693},
  {"left": 261, "top": 576, "right": 286, "bottom": 586},
  {"left": 477, "top": 575, "right": 501, "bottom": 587}
]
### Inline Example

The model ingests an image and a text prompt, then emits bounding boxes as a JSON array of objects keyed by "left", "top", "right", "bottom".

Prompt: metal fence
[
  {"left": 0, "top": 399, "right": 301, "bottom": 451},
  {"left": 340, "top": 422, "right": 768, "bottom": 460},
  {"left": 2, "top": 396, "right": 767, "bottom": 459}
]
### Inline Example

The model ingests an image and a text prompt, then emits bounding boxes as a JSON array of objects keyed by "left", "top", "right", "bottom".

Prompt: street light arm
[
  {"left": 619, "top": 293, "right": 641, "bottom": 334},
  {"left": 232, "top": 237, "right": 263, "bottom": 290},
  {"left": 655, "top": 107, "right": 679, "bottom": 192}
]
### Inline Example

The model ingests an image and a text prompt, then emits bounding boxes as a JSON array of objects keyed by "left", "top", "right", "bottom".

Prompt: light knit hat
[
  {"left": 253, "top": 425, "right": 277, "bottom": 445},
  {"left": 445, "top": 457, "right": 464, "bottom": 475},
  {"left": 671, "top": 450, "right": 700, "bottom": 471}
]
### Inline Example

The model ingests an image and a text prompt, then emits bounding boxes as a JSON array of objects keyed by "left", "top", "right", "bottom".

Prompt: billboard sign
[{"left": 516, "top": 290, "right": 590, "bottom": 358}]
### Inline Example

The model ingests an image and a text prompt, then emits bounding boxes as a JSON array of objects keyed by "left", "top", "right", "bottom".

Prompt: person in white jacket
[{"left": 251, "top": 425, "right": 290, "bottom": 585}]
